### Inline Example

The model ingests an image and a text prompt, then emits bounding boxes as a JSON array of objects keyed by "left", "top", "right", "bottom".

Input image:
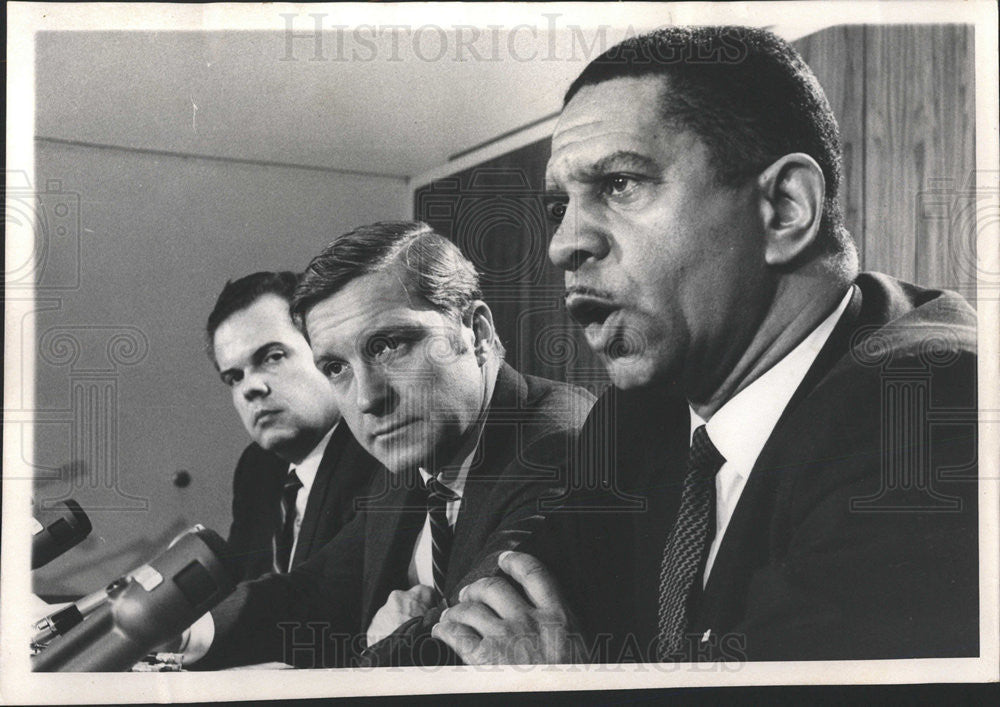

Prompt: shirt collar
[
  {"left": 289, "top": 421, "right": 338, "bottom": 491},
  {"left": 417, "top": 426, "right": 484, "bottom": 501},
  {"left": 689, "top": 288, "right": 853, "bottom": 477}
]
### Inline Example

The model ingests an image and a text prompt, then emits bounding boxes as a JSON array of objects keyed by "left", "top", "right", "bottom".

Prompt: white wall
[{"left": 31, "top": 139, "right": 408, "bottom": 594}]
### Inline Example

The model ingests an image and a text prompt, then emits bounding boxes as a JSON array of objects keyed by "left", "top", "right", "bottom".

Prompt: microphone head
[
  {"left": 110, "top": 526, "right": 238, "bottom": 642},
  {"left": 32, "top": 499, "right": 93, "bottom": 569},
  {"left": 33, "top": 525, "right": 240, "bottom": 672},
  {"left": 186, "top": 524, "right": 241, "bottom": 588}
]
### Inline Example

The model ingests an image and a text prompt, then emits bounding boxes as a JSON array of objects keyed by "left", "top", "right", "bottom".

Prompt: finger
[
  {"left": 387, "top": 588, "right": 412, "bottom": 609},
  {"left": 498, "top": 551, "right": 566, "bottom": 611},
  {"left": 407, "top": 584, "right": 436, "bottom": 606},
  {"left": 459, "top": 575, "right": 532, "bottom": 618},
  {"left": 402, "top": 596, "right": 433, "bottom": 617},
  {"left": 431, "top": 620, "right": 482, "bottom": 662},
  {"left": 440, "top": 601, "right": 503, "bottom": 637}
]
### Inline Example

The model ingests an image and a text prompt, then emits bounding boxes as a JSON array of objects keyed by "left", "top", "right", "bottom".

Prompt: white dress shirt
[{"left": 693, "top": 289, "right": 852, "bottom": 585}]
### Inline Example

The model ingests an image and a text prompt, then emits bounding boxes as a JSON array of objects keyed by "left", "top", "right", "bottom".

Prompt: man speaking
[{"left": 436, "top": 26, "right": 979, "bottom": 663}]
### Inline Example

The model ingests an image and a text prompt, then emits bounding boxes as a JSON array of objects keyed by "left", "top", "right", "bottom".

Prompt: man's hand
[
  {"left": 431, "top": 551, "right": 584, "bottom": 664},
  {"left": 152, "top": 631, "right": 187, "bottom": 654},
  {"left": 366, "top": 584, "right": 436, "bottom": 647}
]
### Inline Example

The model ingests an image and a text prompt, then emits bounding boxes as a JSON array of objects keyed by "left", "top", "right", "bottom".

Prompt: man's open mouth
[{"left": 565, "top": 290, "right": 618, "bottom": 328}]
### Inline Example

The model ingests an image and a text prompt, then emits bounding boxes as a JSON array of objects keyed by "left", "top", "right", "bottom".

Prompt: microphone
[
  {"left": 31, "top": 524, "right": 228, "bottom": 645},
  {"left": 32, "top": 525, "right": 237, "bottom": 672},
  {"left": 31, "top": 577, "right": 129, "bottom": 646},
  {"left": 32, "top": 499, "right": 92, "bottom": 569}
]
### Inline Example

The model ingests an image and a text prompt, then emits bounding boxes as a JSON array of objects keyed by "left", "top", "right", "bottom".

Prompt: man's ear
[
  {"left": 468, "top": 301, "right": 496, "bottom": 365},
  {"left": 756, "top": 153, "right": 825, "bottom": 267}
]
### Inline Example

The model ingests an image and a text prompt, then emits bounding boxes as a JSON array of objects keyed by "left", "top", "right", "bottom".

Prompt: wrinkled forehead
[
  {"left": 213, "top": 295, "right": 303, "bottom": 362},
  {"left": 302, "top": 269, "right": 448, "bottom": 352},
  {"left": 547, "top": 76, "right": 674, "bottom": 183}
]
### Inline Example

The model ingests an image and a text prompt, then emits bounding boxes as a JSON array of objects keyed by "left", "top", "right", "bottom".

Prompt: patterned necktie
[
  {"left": 425, "top": 475, "right": 460, "bottom": 598},
  {"left": 274, "top": 469, "right": 303, "bottom": 574},
  {"left": 656, "top": 424, "right": 726, "bottom": 661}
]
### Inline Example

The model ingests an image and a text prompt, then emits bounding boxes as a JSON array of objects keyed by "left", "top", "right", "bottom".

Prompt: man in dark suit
[
  {"left": 435, "top": 27, "right": 978, "bottom": 663},
  {"left": 186, "top": 222, "right": 594, "bottom": 668},
  {"left": 207, "top": 272, "right": 380, "bottom": 581}
]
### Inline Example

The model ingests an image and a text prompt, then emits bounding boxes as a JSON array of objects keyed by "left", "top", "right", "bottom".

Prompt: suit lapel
[
  {"left": 446, "top": 474, "right": 490, "bottom": 594},
  {"left": 247, "top": 448, "right": 288, "bottom": 581},
  {"left": 290, "top": 423, "right": 350, "bottom": 568},
  {"left": 447, "top": 364, "right": 523, "bottom": 591},
  {"left": 696, "top": 285, "right": 866, "bottom": 632}
]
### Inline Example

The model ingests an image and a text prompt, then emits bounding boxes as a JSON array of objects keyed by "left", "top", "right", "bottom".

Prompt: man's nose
[
  {"left": 547, "top": 199, "right": 611, "bottom": 272},
  {"left": 241, "top": 371, "right": 270, "bottom": 400},
  {"left": 355, "top": 364, "right": 393, "bottom": 416}
]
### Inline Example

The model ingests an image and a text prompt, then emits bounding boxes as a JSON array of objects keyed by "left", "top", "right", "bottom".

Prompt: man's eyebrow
[
  {"left": 311, "top": 322, "right": 430, "bottom": 363},
  {"left": 582, "top": 151, "right": 660, "bottom": 178},
  {"left": 249, "top": 341, "right": 284, "bottom": 365},
  {"left": 361, "top": 323, "right": 428, "bottom": 342},
  {"left": 366, "top": 319, "right": 427, "bottom": 338},
  {"left": 548, "top": 150, "right": 660, "bottom": 189},
  {"left": 313, "top": 351, "right": 338, "bottom": 368}
]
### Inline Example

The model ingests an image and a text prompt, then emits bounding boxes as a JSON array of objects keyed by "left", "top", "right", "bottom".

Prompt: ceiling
[{"left": 32, "top": 14, "right": 834, "bottom": 181}]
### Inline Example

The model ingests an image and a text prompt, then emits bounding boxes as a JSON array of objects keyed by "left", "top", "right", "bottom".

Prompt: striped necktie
[
  {"left": 655, "top": 424, "right": 726, "bottom": 661},
  {"left": 274, "top": 468, "right": 303, "bottom": 574},
  {"left": 425, "top": 475, "right": 460, "bottom": 598}
]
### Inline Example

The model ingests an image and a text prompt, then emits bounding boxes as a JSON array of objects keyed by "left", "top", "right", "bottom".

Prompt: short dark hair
[
  {"left": 565, "top": 26, "right": 854, "bottom": 261},
  {"left": 292, "top": 221, "right": 504, "bottom": 357},
  {"left": 205, "top": 270, "right": 299, "bottom": 364}
]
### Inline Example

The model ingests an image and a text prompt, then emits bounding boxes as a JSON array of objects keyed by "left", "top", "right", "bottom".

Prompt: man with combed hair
[
  {"left": 186, "top": 222, "right": 595, "bottom": 668},
  {"left": 207, "top": 271, "right": 380, "bottom": 582},
  {"left": 435, "top": 26, "right": 978, "bottom": 663}
]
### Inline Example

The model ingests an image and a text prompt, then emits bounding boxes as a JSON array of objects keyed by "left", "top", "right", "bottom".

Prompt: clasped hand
[
  {"left": 431, "top": 551, "right": 583, "bottom": 664},
  {"left": 366, "top": 584, "right": 436, "bottom": 647}
]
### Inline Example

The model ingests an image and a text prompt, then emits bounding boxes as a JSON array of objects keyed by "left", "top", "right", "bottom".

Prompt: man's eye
[
  {"left": 221, "top": 373, "right": 240, "bottom": 387},
  {"left": 545, "top": 198, "right": 568, "bottom": 224},
  {"left": 323, "top": 361, "right": 347, "bottom": 378},
  {"left": 264, "top": 350, "right": 285, "bottom": 364},
  {"left": 366, "top": 335, "right": 400, "bottom": 362},
  {"left": 603, "top": 175, "right": 636, "bottom": 196}
]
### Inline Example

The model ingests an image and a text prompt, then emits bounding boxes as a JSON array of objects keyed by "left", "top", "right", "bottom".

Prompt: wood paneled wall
[
  {"left": 414, "top": 140, "right": 608, "bottom": 389},
  {"left": 795, "top": 24, "right": 976, "bottom": 301},
  {"left": 415, "top": 25, "right": 977, "bottom": 383}
]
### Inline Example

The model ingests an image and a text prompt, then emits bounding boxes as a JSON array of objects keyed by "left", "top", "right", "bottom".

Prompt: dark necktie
[
  {"left": 425, "top": 475, "right": 460, "bottom": 598},
  {"left": 274, "top": 469, "right": 303, "bottom": 574},
  {"left": 655, "top": 425, "right": 726, "bottom": 661}
]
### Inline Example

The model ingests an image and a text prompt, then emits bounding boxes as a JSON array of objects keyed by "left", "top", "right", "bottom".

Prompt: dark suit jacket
[
  {"left": 527, "top": 273, "right": 978, "bottom": 662},
  {"left": 225, "top": 422, "right": 381, "bottom": 583},
  {"left": 197, "top": 363, "right": 595, "bottom": 668}
]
